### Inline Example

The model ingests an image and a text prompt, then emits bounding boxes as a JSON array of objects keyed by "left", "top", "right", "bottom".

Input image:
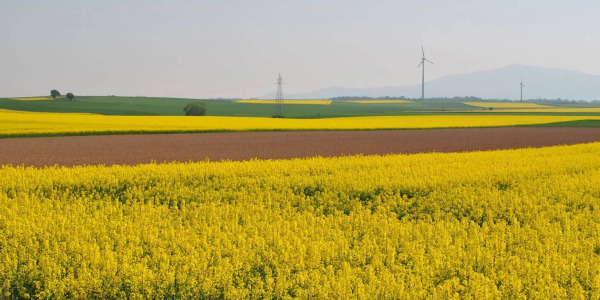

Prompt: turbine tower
[
  {"left": 273, "top": 73, "right": 284, "bottom": 118},
  {"left": 417, "top": 46, "right": 433, "bottom": 100},
  {"left": 520, "top": 77, "right": 525, "bottom": 101}
]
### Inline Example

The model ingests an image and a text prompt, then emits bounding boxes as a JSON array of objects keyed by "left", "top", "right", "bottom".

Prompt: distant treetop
[{"left": 50, "top": 90, "right": 61, "bottom": 99}]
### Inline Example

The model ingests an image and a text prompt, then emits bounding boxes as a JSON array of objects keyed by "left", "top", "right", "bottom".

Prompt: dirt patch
[{"left": 1, "top": 127, "right": 600, "bottom": 167}]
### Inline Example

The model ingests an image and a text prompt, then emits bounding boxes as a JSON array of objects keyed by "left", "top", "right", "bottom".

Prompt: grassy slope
[
  {"left": 531, "top": 119, "right": 600, "bottom": 127},
  {"left": 3, "top": 96, "right": 600, "bottom": 117},
  {"left": 0, "top": 97, "right": 494, "bottom": 118},
  {"left": 3, "top": 96, "right": 600, "bottom": 118},
  {"left": 0, "top": 96, "right": 191, "bottom": 116}
]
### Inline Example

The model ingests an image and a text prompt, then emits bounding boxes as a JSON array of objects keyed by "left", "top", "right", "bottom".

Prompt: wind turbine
[
  {"left": 417, "top": 46, "right": 433, "bottom": 100},
  {"left": 520, "top": 77, "right": 525, "bottom": 101}
]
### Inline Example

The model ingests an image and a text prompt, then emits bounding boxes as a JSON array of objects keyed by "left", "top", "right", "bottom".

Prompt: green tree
[
  {"left": 183, "top": 102, "right": 207, "bottom": 116},
  {"left": 66, "top": 93, "right": 75, "bottom": 101},
  {"left": 50, "top": 89, "right": 61, "bottom": 99}
]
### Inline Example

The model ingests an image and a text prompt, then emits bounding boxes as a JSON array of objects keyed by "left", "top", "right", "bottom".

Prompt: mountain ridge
[{"left": 264, "top": 65, "right": 600, "bottom": 101}]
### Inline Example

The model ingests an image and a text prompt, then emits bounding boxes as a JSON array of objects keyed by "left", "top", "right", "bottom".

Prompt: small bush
[{"left": 183, "top": 102, "right": 207, "bottom": 116}]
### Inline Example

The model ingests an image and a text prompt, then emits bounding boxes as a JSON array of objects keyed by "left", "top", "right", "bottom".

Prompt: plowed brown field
[{"left": 1, "top": 127, "right": 599, "bottom": 167}]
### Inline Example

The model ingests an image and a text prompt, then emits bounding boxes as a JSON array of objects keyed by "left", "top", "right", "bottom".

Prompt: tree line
[{"left": 50, "top": 90, "right": 75, "bottom": 101}]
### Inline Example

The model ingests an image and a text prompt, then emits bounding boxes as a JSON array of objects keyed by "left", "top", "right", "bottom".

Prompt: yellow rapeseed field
[
  {"left": 9, "top": 96, "right": 55, "bottom": 101},
  {"left": 1, "top": 109, "right": 599, "bottom": 137},
  {"left": 464, "top": 102, "right": 554, "bottom": 109},
  {"left": 464, "top": 108, "right": 600, "bottom": 113},
  {"left": 344, "top": 100, "right": 413, "bottom": 104},
  {"left": 235, "top": 100, "right": 333, "bottom": 105},
  {"left": 2, "top": 143, "right": 600, "bottom": 298}
]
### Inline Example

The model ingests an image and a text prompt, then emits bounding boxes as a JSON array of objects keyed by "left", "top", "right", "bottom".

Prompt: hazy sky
[{"left": 1, "top": 0, "right": 599, "bottom": 98}]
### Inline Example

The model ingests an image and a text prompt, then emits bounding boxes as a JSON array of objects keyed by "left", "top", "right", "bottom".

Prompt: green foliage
[
  {"left": 183, "top": 102, "right": 207, "bottom": 116},
  {"left": 66, "top": 93, "right": 75, "bottom": 101},
  {"left": 50, "top": 90, "right": 60, "bottom": 99},
  {"left": 1, "top": 96, "right": 600, "bottom": 119}
]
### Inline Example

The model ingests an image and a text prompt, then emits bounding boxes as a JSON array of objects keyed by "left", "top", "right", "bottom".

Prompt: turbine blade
[
  {"left": 421, "top": 46, "right": 425, "bottom": 57},
  {"left": 417, "top": 61, "right": 423, "bottom": 68},
  {"left": 426, "top": 59, "right": 434, "bottom": 64}
]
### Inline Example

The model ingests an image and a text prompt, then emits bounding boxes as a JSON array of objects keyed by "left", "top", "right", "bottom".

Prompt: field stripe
[
  {"left": 2, "top": 109, "right": 600, "bottom": 137},
  {"left": 2, "top": 127, "right": 600, "bottom": 167}
]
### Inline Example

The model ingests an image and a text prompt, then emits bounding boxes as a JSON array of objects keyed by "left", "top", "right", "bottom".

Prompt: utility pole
[{"left": 273, "top": 73, "right": 284, "bottom": 118}]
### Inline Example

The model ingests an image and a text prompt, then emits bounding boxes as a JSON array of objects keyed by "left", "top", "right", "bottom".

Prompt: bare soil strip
[{"left": 1, "top": 127, "right": 600, "bottom": 167}]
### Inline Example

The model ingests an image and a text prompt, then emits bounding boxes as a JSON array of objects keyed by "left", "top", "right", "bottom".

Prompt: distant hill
[{"left": 269, "top": 65, "right": 600, "bottom": 101}]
